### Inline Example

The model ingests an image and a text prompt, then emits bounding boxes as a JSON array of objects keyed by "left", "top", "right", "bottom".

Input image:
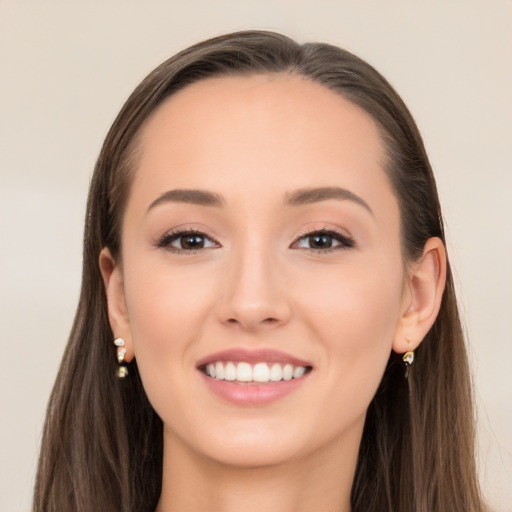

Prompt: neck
[{"left": 155, "top": 428, "right": 360, "bottom": 512}]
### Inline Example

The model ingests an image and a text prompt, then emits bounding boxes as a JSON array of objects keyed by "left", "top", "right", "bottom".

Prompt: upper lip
[{"left": 196, "top": 348, "right": 312, "bottom": 368}]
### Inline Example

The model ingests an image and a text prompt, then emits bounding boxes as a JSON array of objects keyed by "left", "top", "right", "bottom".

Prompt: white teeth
[
  {"left": 293, "top": 366, "right": 306, "bottom": 378},
  {"left": 283, "top": 364, "right": 293, "bottom": 381},
  {"left": 236, "top": 362, "right": 252, "bottom": 382},
  {"left": 206, "top": 363, "right": 215, "bottom": 378},
  {"left": 215, "top": 362, "right": 225, "bottom": 380},
  {"left": 224, "top": 361, "right": 236, "bottom": 381},
  {"left": 269, "top": 363, "right": 283, "bottom": 381},
  {"left": 205, "top": 361, "right": 308, "bottom": 383},
  {"left": 253, "top": 362, "right": 270, "bottom": 382}
]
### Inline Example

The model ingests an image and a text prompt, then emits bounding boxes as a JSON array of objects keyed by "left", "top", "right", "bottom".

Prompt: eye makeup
[
  {"left": 154, "top": 225, "right": 356, "bottom": 255},
  {"left": 154, "top": 228, "right": 220, "bottom": 254},
  {"left": 291, "top": 227, "right": 355, "bottom": 253}
]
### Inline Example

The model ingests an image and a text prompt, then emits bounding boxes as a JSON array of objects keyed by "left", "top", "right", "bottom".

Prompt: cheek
[
  {"left": 296, "top": 257, "right": 404, "bottom": 406},
  {"left": 122, "top": 258, "right": 217, "bottom": 390},
  {"left": 299, "top": 255, "right": 403, "bottom": 339}
]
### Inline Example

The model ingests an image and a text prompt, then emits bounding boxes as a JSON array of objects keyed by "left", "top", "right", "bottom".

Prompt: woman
[{"left": 34, "top": 31, "right": 486, "bottom": 512}]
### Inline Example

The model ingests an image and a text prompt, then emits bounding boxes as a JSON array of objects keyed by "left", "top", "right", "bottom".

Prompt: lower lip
[{"left": 200, "top": 372, "right": 310, "bottom": 406}]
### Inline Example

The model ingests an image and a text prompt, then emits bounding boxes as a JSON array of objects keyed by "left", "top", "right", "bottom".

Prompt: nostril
[{"left": 225, "top": 316, "right": 280, "bottom": 330}]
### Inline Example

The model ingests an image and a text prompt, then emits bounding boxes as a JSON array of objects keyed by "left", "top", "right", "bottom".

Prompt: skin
[{"left": 100, "top": 74, "right": 446, "bottom": 512}]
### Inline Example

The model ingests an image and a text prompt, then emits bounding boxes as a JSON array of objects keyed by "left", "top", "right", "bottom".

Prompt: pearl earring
[{"left": 114, "top": 337, "right": 128, "bottom": 378}]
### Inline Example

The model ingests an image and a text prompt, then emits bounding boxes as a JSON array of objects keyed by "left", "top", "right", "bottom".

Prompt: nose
[{"left": 217, "top": 242, "right": 292, "bottom": 333}]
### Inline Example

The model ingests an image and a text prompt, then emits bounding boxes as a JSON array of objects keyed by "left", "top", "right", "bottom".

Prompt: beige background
[{"left": 1, "top": 1, "right": 511, "bottom": 511}]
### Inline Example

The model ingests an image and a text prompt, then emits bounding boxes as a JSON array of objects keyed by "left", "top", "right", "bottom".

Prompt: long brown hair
[{"left": 34, "top": 31, "right": 486, "bottom": 512}]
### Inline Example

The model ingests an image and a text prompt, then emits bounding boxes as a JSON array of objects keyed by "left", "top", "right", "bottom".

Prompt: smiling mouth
[{"left": 200, "top": 361, "right": 313, "bottom": 384}]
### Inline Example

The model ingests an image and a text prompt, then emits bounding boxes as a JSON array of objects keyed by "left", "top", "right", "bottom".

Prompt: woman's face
[{"left": 112, "top": 74, "right": 409, "bottom": 467}]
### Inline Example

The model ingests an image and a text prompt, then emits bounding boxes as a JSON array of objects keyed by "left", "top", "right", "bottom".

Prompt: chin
[
  {"left": 167, "top": 413, "right": 362, "bottom": 470},
  {"left": 203, "top": 440, "right": 305, "bottom": 469}
]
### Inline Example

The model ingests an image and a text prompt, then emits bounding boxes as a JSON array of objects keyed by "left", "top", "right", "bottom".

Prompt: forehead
[{"left": 132, "top": 74, "right": 393, "bottom": 212}]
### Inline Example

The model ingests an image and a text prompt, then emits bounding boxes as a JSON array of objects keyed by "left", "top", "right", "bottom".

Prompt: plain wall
[{"left": 1, "top": 1, "right": 510, "bottom": 511}]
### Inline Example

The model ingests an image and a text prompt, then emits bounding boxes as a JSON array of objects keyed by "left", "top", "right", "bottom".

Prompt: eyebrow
[
  {"left": 286, "top": 187, "right": 373, "bottom": 215},
  {"left": 147, "top": 186, "right": 372, "bottom": 215},
  {"left": 147, "top": 189, "right": 225, "bottom": 211}
]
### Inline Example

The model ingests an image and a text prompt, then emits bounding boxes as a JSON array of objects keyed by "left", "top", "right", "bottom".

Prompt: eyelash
[
  {"left": 154, "top": 228, "right": 220, "bottom": 254},
  {"left": 155, "top": 228, "right": 355, "bottom": 254},
  {"left": 292, "top": 228, "right": 355, "bottom": 253}
]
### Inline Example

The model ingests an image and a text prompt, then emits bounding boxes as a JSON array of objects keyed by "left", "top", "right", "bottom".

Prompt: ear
[
  {"left": 392, "top": 237, "right": 447, "bottom": 354},
  {"left": 99, "top": 248, "right": 134, "bottom": 362}
]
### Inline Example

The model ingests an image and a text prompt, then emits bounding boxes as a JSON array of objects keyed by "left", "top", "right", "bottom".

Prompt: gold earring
[
  {"left": 402, "top": 350, "right": 414, "bottom": 380},
  {"left": 402, "top": 351, "right": 414, "bottom": 366},
  {"left": 114, "top": 337, "right": 129, "bottom": 378}
]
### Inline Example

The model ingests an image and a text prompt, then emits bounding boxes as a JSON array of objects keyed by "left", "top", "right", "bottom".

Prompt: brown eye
[
  {"left": 156, "top": 230, "right": 218, "bottom": 252},
  {"left": 180, "top": 234, "right": 206, "bottom": 250},
  {"left": 309, "top": 234, "right": 334, "bottom": 249},
  {"left": 292, "top": 230, "right": 355, "bottom": 252}
]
